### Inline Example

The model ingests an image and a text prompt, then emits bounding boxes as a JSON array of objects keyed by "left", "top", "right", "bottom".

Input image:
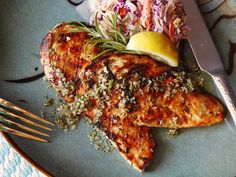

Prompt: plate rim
[{"left": 1, "top": 132, "right": 52, "bottom": 177}]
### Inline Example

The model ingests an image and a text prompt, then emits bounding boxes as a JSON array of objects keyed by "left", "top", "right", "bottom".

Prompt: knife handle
[{"left": 212, "top": 71, "right": 236, "bottom": 133}]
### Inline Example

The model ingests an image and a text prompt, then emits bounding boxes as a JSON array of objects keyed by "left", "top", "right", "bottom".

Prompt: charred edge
[
  {"left": 67, "top": 0, "right": 84, "bottom": 6},
  {"left": 104, "top": 61, "right": 116, "bottom": 80},
  {"left": 53, "top": 22, "right": 90, "bottom": 33},
  {"left": 87, "top": 79, "right": 96, "bottom": 88},
  {"left": 4, "top": 72, "right": 45, "bottom": 83},
  {"left": 85, "top": 57, "right": 107, "bottom": 71},
  {"left": 127, "top": 64, "right": 148, "bottom": 77}
]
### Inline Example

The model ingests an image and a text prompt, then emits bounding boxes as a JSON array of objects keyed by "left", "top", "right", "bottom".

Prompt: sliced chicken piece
[{"left": 82, "top": 54, "right": 224, "bottom": 129}]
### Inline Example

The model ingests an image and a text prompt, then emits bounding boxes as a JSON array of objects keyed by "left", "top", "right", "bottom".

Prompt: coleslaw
[{"left": 90, "top": 0, "right": 189, "bottom": 44}]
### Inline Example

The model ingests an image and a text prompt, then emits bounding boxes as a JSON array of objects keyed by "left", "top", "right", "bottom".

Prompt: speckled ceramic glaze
[{"left": 0, "top": 0, "right": 236, "bottom": 177}]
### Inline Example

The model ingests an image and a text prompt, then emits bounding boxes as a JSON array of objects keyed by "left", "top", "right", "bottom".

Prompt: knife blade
[{"left": 182, "top": 0, "right": 236, "bottom": 133}]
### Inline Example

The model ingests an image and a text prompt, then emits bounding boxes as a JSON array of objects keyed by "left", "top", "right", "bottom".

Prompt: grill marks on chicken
[
  {"left": 40, "top": 22, "right": 224, "bottom": 172},
  {"left": 82, "top": 54, "right": 224, "bottom": 129},
  {"left": 41, "top": 22, "right": 100, "bottom": 102},
  {"left": 41, "top": 22, "right": 155, "bottom": 171}
]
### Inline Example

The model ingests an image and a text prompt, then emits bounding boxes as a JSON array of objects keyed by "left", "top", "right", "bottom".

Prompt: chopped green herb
[
  {"left": 40, "top": 111, "right": 45, "bottom": 118},
  {"left": 96, "top": 87, "right": 101, "bottom": 96},
  {"left": 49, "top": 48, "right": 54, "bottom": 55},
  {"left": 76, "top": 94, "right": 82, "bottom": 99},
  {"left": 88, "top": 126, "right": 115, "bottom": 153},
  {"left": 167, "top": 129, "right": 179, "bottom": 137},
  {"left": 44, "top": 98, "right": 54, "bottom": 107},
  {"left": 55, "top": 103, "right": 81, "bottom": 132},
  {"left": 108, "top": 79, "right": 114, "bottom": 90},
  {"left": 129, "top": 83, "right": 134, "bottom": 92}
]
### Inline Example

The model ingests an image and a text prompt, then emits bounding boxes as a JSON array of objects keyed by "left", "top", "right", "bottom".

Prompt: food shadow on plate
[{"left": 146, "top": 128, "right": 174, "bottom": 172}]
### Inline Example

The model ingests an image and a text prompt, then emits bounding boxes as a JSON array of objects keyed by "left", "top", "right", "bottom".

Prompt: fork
[{"left": 0, "top": 98, "right": 54, "bottom": 142}]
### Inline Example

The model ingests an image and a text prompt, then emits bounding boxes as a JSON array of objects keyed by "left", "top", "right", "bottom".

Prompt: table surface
[{"left": 0, "top": 0, "right": 236, "bottom": 177}]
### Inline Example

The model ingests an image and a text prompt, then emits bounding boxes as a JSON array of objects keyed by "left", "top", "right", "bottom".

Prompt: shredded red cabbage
[{"left": 90, "top": 0, "right": 189, "bottom": 45}]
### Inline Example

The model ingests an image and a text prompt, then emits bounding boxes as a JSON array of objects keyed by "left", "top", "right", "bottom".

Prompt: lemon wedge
[{"left": 126, "top": 32, "right": 179, "bottom": 67}]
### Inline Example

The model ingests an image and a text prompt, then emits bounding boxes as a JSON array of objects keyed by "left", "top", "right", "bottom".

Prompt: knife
[{"left": 182, "top": 0, "right": 236, "bottom": 133}]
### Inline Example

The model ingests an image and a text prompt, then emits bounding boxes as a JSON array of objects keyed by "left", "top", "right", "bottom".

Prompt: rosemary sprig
[{"left": 67, "top": 12, "right": 136, "bottom": 60}]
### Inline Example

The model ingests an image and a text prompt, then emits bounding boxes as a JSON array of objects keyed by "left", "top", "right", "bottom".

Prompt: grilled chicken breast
[
  {"left": 89, "top": 54, "right": 224, "bottom": 129},
  {"left": 40, "top": 22, "right": 224, "bottom": 172},
  {"left": 41, "top": 22, "right": 154, "bottom": 171}
]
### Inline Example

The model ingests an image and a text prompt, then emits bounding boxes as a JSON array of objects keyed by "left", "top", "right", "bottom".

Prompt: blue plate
[{"left": 0, "top": 0, "right": 236, "bottom": 176}]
